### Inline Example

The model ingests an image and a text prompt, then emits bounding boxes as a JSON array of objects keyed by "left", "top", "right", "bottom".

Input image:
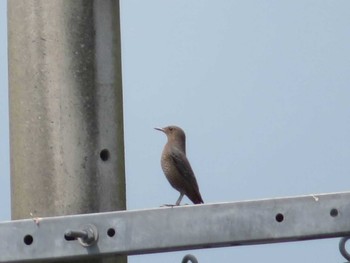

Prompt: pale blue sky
[{"left": 1, "top": 1, "right": 350, "bottom": 262}]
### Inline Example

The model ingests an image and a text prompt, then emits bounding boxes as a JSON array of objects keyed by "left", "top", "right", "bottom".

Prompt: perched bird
[{"left": 155, "top": 125, "right": 204, "bottom": 205}]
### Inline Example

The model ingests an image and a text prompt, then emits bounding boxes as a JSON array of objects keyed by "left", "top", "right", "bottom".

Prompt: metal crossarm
[{"left": 1, "top": 191, "right": 350, "bottom": 262}]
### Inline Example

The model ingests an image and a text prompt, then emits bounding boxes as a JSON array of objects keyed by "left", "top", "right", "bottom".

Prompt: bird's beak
[{"left": 154, "top": 127, "right": 165, "bottom": 133}]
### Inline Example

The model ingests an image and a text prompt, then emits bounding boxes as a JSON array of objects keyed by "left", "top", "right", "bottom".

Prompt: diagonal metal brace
[{"left": 1, "top": 191, "right": 350, "bottom": 262}]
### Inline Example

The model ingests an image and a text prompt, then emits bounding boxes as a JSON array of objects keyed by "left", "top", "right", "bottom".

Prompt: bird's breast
[{"left": 160, "top": 151, "right": 184, "bottom": 192}]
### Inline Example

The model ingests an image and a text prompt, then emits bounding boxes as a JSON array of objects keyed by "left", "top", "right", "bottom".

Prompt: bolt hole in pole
[
  {"left": 275, "top": 213, "right": 284, "bottom": 223},
  {"left": 100, "top": 149, "right": 110, "bottom": 161},
  {"left": 23, "top": 235, "right": 33, "bottom": 245}
]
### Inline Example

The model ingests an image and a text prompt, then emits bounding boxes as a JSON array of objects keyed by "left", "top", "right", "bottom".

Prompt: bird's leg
[
  {"left": 160, "top": 193, "right": 184, "bottom": 207},
  {"left": 175, "top": 193, "right": 184, "bottom": 206},
  {"left": 160, "top": 192, "right": 185, "bottom": 207}
]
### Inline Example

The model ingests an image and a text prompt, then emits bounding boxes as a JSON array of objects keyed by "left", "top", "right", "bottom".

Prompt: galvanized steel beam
[{"left": 1, "top": 191, "right": 350, "bottom": 262}]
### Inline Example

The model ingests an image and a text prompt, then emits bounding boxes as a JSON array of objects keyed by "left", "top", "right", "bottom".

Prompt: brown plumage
[{"left": 155, "top": 125, "right": 204, "bottom": 205}]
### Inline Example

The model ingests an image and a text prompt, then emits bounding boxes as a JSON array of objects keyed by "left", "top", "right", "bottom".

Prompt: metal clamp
[
  {"left": 64, "top": 224, "right": 98, "bottom": 247},
  {"left": 182, "top": 254, "right": 198, "bottom": 263},
  {"left": 339, "top": 237, "right": 350, "bottom": 261}
]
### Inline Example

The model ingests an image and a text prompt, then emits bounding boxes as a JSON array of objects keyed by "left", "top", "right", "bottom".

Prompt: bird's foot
[{"left": 160, "top": 204, "right": 178, "bottom": 207}]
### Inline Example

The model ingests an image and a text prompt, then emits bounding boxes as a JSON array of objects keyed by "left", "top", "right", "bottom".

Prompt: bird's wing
[{"left": 170, "top": 147, "right": 199, "bottom": 185}]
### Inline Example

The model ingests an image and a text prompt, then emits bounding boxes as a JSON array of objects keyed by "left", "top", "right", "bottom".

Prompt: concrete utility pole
[{"left": 8, "top": 1, "right": 126, "bottom": 262}]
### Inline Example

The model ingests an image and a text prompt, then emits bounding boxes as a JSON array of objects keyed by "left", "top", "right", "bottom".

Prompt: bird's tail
[{"left": 187, "top": 190, "right": 204, "bottom": 204}]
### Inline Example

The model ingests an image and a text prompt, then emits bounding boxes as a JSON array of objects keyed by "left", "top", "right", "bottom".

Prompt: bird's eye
[{"left": 169, "top": 127, "right": 173, "bottom": 131}]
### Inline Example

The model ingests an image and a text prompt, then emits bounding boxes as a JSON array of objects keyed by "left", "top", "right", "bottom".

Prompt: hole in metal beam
[
  {"left": 107, "top": 228, "right": 116, "bottom": 237},
  {"left": 275, "top": 213, "right": 284, "bottom": 223},
  {"left": 23, "top": 235, "right": 33, "bottom": 245}
]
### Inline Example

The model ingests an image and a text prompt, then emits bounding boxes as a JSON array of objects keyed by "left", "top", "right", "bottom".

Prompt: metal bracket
[
  {"left": 1, "top": 191, "right": 350, "bottom": 262},
  {"left": 182, "top": 254, "right": 198, "bottom": 263},
  {"left": 339, "top": 237, "right": 350, "bottom": 261},
  {"left": 64, "top": 224, "right": 99, "bottom": 247}
]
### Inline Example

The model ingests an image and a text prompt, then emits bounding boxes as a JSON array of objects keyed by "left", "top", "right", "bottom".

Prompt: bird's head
[{"left": 155, "top": 125, "right": 186, "bottom": 147}]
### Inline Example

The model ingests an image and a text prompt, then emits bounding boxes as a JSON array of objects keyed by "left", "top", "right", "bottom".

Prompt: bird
[{"left": 155, "top": 125, "right": 204, "bottom": 205}]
